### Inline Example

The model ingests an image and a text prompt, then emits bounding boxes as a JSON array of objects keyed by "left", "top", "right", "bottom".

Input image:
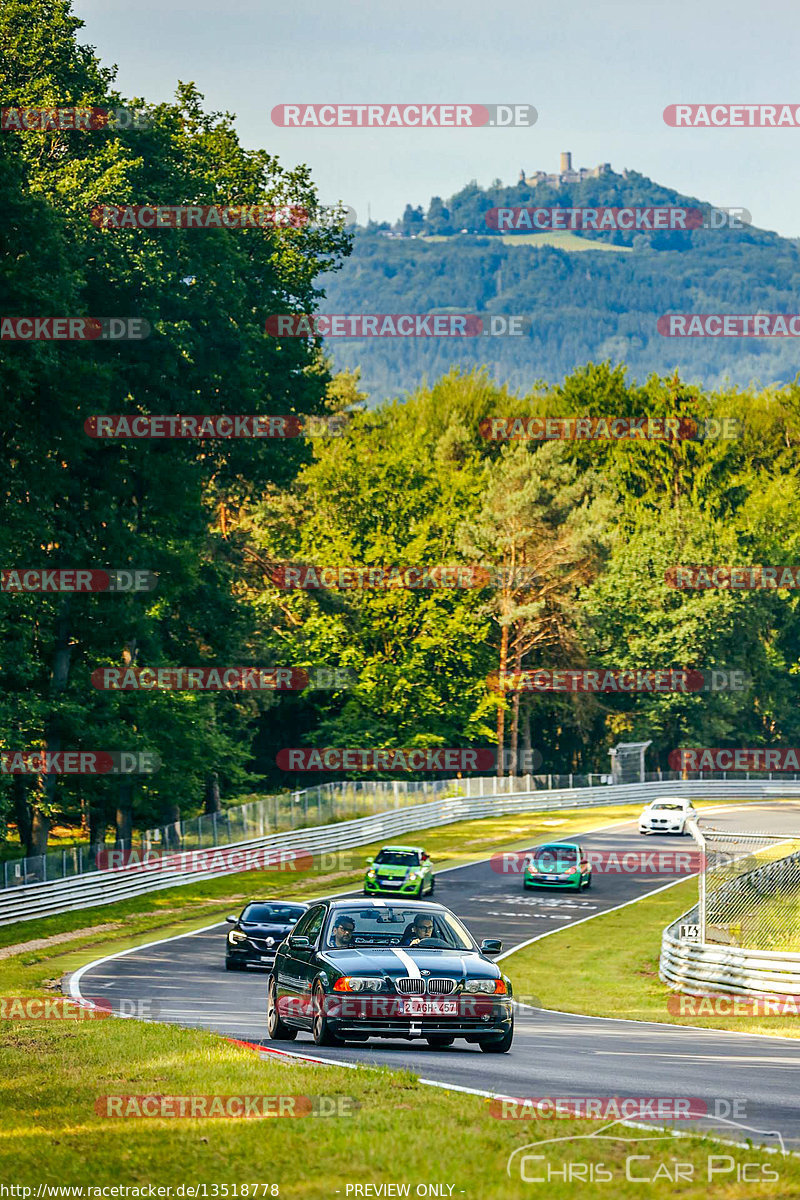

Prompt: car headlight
[
  {"left": 465, "top": 979, "right": 508, "bottom": 994},
  {"left": 366, "top": 869, "right": 376, "bottom": 879},
  {"left": 228, "top": 930, "right": 247, "bottom": 944},
  {"left": 407, "top": 872, "right": 419, "bottom": 882},
  {"left": 333, "top": 977, "right": 383, "bottom": 992}
]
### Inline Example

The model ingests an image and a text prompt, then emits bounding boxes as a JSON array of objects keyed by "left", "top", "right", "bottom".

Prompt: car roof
[
  {"left": 648, "top": 797, "right": 691, "bottom": 804},
  {"left": 379, "top": 845, "right": 423, "bottom": 852},
  {"left": 242, "top": 899, "right": 308, "bottom": 907},
  {"left": 535, "top": 841, "right": 581, "bottom": 850},
  {"left": 329, "top": 897, "right": 444, "bottom": 912}
]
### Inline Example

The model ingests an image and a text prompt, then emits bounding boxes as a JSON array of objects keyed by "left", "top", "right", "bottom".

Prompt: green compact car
[
  {"left": 523, "top": 841, "right": 592, "bottom": 890},
  {"left": 363, "top": 845, "right": 434, "bottom": 897}
]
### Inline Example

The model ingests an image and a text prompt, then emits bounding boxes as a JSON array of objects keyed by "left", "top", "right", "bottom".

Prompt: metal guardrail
[{"left": 5, "top": 776, "right": 800, "bottom": 928}]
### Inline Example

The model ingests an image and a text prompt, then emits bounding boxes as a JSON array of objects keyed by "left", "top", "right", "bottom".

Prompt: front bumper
[
  {"left": 524, "top": 871, "right": 584, "bottom": 889},
  {"left": 639, "top": 823, "right": 684, "bottom": 834},
  {"left": 325, "top": 995, "right": 513, "bottom": 1040},
  {"left": 226, "top": 942, "right": 277, "bottom": 968},
  {"left": 363, "top": 876, "right": 423, "bottom": 895}
]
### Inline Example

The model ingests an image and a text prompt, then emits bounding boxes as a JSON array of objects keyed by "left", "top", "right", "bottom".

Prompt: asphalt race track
[{"left": 71, "top": 802, "right": 800, "bottom": 1151}]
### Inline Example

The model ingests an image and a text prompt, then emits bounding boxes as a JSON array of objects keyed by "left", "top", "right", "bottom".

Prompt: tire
[
  {"left": 479, "top": 1023, "right": 514, "bottom": 1054},
  {"left": 426, "top": 1035, "right": 453, "bottom": 1049},
  {"left": 428, "top": 876, "right": 435, "bottom": 894},
  {"left": 584, "top": 874, "right": 592, "bottom": 889},
  {"left": 266, "top": 977, "right": 298, "bottom": 1041},
  {"left": 225, "top": 958, "right": 242, "bottom": 971},
  {"left": 312, "top": 982, "right": 343, "bottom": 1047}
]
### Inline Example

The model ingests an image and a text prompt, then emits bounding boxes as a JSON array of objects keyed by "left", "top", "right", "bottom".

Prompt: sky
[{"left": 73, "top": 0, "right": 800, "bottom": 238}]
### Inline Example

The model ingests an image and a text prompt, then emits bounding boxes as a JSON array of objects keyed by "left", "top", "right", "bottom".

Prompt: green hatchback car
[
  {"left": 523, "top": 841, "right": 592, "bottom": 890},
  {"left": 363, "top": 845, "right": 434, "bottom": 897}
]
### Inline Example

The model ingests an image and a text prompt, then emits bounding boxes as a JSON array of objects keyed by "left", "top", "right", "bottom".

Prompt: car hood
[
  {"left": 319, "top": 947, "right": 499, "bottom": 980},
  {"left": 370, "top": 864, "right": 413, "bottom": 876}
]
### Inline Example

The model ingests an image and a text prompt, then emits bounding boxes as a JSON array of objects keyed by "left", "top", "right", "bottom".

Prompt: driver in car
[
  {"left": 401, "top": 914, "right": 434, "bottom": 946},
  {"left": 328, "top": 915, "right": 355, "bottom": 949}
]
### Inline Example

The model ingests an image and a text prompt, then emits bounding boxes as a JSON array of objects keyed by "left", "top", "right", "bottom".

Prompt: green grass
[
  {"left": 421, "top": 232, "right": 632, "bottom": 252},
  {"left": 1, "top": 1013, "right": 794, "bottom": 1197}
]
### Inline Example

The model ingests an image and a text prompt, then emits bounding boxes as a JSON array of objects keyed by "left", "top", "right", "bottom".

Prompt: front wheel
[
  {"left": 225, "top": 958, "right": 242, "bottom": 971},
  {"left": 479, "top": 1023, "right": 514, "bottom": 1054},
  {"left": 312, "top": 982, "right": 343, "bottom": 1047},
  {"left": 266, "top": 977, "right": 298, "bottom": 1040},
  {"left": 583, "top": 874, "right": 592, "bottom": 889},
  {"left": 428, "top": 876, "right": 436, "bottom": 894},
  {"left": 426, "top": 1035, "right": 453, "bottom": 1049}
]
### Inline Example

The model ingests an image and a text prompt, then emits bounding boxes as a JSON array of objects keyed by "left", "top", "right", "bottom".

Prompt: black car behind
[{"left": 225, "top": 900, "right": 308, "bottom": 970}]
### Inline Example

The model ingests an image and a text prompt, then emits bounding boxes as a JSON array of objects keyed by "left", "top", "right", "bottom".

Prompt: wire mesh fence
[{"left": 695, "top": 827, "right": 800, "bottom": 952}]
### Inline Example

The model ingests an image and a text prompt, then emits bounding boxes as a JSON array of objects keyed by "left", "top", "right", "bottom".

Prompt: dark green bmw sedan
[{"left": 266, "top": 898, "right": 514, "bottom": 1053}]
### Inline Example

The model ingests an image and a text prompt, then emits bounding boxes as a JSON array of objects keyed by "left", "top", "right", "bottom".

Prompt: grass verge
[{"left": 0, "top": 1004, "right": 795, "bottom": 1197}]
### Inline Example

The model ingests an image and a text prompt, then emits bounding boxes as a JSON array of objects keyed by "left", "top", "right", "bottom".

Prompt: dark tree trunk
[
  {"left": 12, "top": 776, "right": 34, "bottom": 856},
  {"left": 116, "top": 778, "right": 134, "bottom": 845},
  {"left": 204, "top": 772, "right": 221, "bottom": 815}
]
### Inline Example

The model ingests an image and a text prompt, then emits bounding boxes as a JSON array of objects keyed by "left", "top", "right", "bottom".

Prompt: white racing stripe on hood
[{"left": 392, "top": 948, "right": 422, "bottom": 978}]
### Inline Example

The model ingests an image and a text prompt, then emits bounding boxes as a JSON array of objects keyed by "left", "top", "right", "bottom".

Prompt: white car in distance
[{"left": 638, "top": 797, "right": 697, "bottom": 835}]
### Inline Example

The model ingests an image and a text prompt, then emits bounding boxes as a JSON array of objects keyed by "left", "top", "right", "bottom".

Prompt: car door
[
  {"left": 279, "top": 904, "right": 326, "bottom": 1027},
  {"left": 420, "top": 852, "right": 432, "bottom": 890}
]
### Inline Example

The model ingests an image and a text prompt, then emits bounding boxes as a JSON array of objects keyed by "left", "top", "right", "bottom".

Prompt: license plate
[
  {"left": 260, "top": 955, "right": 274, "bottom": 962},
  {"left": 399, "top": 999, "right": 458, "bottom": 1016},
  {"left": 545, "top": 874, "right": 559, "bottom": 881}
]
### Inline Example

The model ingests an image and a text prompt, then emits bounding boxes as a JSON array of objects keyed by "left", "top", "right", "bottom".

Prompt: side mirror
[
  {"left": 225, "top": 915, "right": 238, "bottom": 924},
  {"left": 290, "top": 935, "right": 311, "bottom": 949},
  {"left": 421, "top": 853, "right": 429, "bottom": 861},
  {"left": 366, "top": 857, "right": 373, "bottom": 864},
  {"left": 480, "top": 938, "right": 503, "bottom": 955}
]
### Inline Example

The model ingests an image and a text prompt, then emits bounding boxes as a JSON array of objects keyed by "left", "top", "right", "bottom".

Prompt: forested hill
[{"left": 317, "top": 169, "right": 800, "bottom": 401}]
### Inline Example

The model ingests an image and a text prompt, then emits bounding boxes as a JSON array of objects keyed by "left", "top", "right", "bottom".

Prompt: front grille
[
  {"left": 426, "top": 978, "right": 456, "bottom": 995},
  {"left": 395, "top": 978, "right": 425, "bottom": 995},
  {"left": 249, "top": 938, "right": 275, "bottom": 951}
]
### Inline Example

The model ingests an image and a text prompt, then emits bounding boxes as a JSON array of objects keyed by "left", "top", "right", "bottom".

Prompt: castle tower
[{"left": 560, "top": 151, "right": 572, "bottom": 173}]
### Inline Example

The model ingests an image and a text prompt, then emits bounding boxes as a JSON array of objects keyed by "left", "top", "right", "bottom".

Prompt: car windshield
[
  {"left": 241, "top": 904, "right": 306, "bottom": 923},
  {"left": 528, "top": 846, "right": 578, "bottom": 868},
  {"left": 374, "top": 850, "right": 420, "bottom": 866},
  {"left": 325, "top": 907, "right": 473, "bottom": 951},
  {"left": 651, "top": 804, "right": 684, "bottom": 811}
]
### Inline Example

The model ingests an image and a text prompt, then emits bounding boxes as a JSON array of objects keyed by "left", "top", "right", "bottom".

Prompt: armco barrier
[
  {"left": 4, "top": 777, "right": 800, "bottom": 927},
  {"left": 660, "top": 916, "right": 800, "bottom": 997}
]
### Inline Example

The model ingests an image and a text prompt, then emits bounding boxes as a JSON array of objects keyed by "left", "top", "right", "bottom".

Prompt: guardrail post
[
  {"left": 569, "top": 773, "right": 573, "bottom": 789},
  {"left": 42, "top": 854, "right": 46, "bottom": 882},
  {"left": 3, "top": 860, "right": 7, "bottom": 889},
  {"left": 548, "top": 774, "right": 552, "bottom": 789},
  {"left": 212, "top": 812, "right": 218, "bottom": 846},
  {"left": 62, "top": 849, "right": 66, "bottom": 879},
  {"left": 226, "top": 812, "right": 232, "bottom": 842}
]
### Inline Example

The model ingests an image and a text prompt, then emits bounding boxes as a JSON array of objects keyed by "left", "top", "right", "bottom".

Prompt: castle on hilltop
[{"left": 519, "top": 152, "right": 614, "bottom": 188}]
